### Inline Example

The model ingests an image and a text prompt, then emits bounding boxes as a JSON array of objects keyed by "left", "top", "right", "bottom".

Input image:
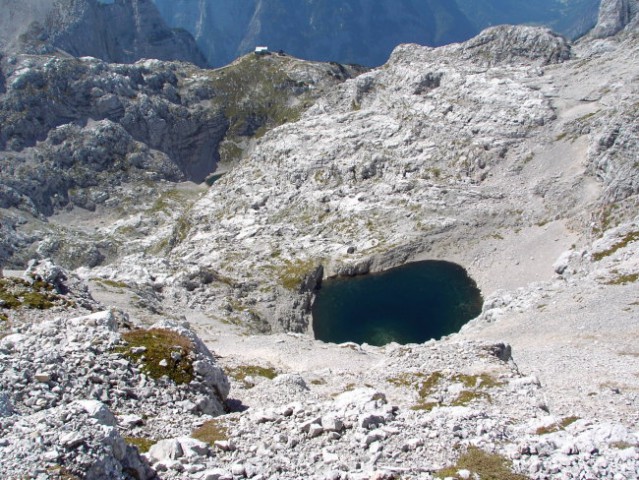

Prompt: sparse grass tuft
[
  {"left": 390, "top": 371, "right": 502, "bottom": 410},
  {"left": 93, "top": 278, "right": 129, "bottom": 289},
  {"left": 227, "top": 364, "right": 278, "bottom": 388},
  {"left": 435, "top": 446, "right": 530, "bottom": 480},
  {"left": 536, "top": 416, "right": 580, "bottom": 435},
  {"left": 388, "top": 371, "right": 444, "bottom": 410},
  {"left": 451, "top": 390, "right": 492, "bottom": 406},
  {"left": 609, "top": 441, "right": 635, "bottom": 449},
  {"left": 46, "top": 465, "right": 82, "bottom": 480},
  {"left": 605, "top": 273, "right": 639, "bottom": 285},
  {"left": 192, "top": 419, "right": 229, "bottom": 445},
  {"left": 592, "top": 231, "right": 639, "bottom": 261},
  {"left": 277, "top": 258, "right": 318, "bottom": 291},
  {"left": 125, "top": 437, "right": 157, "bottom": 453},
  {"left": 0, "top": 277, "right": 65, "bottom": 311},
  {"left": 451, "top": 373, "right": 504, "bottom": 389},
  {"left": 117, "top": 329, "right": 194, "bottom": 384}
]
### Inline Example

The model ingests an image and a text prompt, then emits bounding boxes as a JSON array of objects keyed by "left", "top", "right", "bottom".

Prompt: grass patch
[
  {"left": 389, "top": 371, "right": 444, "bottom": 410},
  {"left": 125, "top": 437, "right": 157, "bottom": 453},
  {"left": 536, "top": 416, "right": 580, "bottom": 435},
  {"left": 592, "top": 231, "right": 639, "bottom": 261},
  {"left": 390, "top": 371, "right": 502, "bottom": 410},
  {"left": 448, "top": 373, "right": 503, "bottom": 406},
  {"left": 277, "top": 258, "right": 318, "bottom": 291},
  {"left": 436, "top": 446, "right": 530, "bottom": 480},
  {"left": 46, "top": 466, "right": 82, "bottom": 480},
  {"left": 93, "top": 278, "right": 129, "bottom": 289},
  {"left": 451, "top": 373, "right": 504, "bottom": 389},
  {"left": 609, "top": 441, "right": 635, "bottom": 449},
  {"left": 192, "top": 419, "right": 229, "bottom": 445},
  {"left": 605, "top": 273, "right": 639, "bottom": 285},
  {"left": 0, "top": 277, "right": 64, "bottom": 311},
  {"left": 116, "top": 329, "right": 194, "bottom": 384},
  {"left": 227, "top": 364, "right": 278, "bottom": 387}
]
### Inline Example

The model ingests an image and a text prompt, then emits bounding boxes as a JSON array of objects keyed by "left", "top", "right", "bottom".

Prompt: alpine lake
[{"left": 312, "top": 260, "right": 483, "bottom": 346}]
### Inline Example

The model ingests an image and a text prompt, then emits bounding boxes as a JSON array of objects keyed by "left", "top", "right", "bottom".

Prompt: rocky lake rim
[{"left": 311, "top": 260, "right": 484, "bottom": 347}]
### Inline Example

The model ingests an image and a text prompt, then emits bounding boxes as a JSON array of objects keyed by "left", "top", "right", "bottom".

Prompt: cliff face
[
  {"left": 0, "top": 0, "right": 208, "bottom": 67},
  {"left": 153, "top": 0, "right": 600, "bottom": 67},
  {"left": 591, "top": 0, "right": 639, "bottom": 37}
]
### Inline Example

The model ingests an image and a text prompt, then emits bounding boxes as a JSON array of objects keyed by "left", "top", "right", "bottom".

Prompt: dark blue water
[{"left": 312, "top": 260, "right": 483, "bottom": 346}]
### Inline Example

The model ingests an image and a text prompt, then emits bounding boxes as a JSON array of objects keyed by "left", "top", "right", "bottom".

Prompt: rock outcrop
[
  {"left": 0, "top": 0, "right": 207, "bottom": 67},
  {"left": 0, "top": 269, "right": 230, "bottom": 478},
  {"left": 591, "top": 0, "right": 639, "bottom": 37},
  {"left": 0, "top": 50, "right": 363, "bottom": 268}
]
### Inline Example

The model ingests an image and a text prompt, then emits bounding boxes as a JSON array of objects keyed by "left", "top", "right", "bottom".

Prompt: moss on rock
[{"left": 117, "top": 328, "right": 195, "bottom": 385}]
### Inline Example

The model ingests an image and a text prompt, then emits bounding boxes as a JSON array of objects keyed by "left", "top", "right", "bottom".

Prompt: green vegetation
[
  {"left": 436, "top": 446, "right": 530, "bottom": 480},
  {"left": 207, "top": 55, "right": 308, "bottom": 140},
  {"left": 116, "top": 329, "right": 194, "bottom": 384},
  {"left": 592, "top": 231, "right": 639, "bottom": 261},
  {"left": 0, "top": 277, "right": 66, "bottom": 311},
  {"left": 536, "top": 416, "right": 580, "bottom": 435},
  {"left": 605, "top": 273, "right": 639, "bottom": 285},
  {"left": 277, "top": 258, "right": 318, "bottom": 291},
  {"left": 93, "top": 278, "right": 129, "bottom": 289},
  {"left": 227, "top": 364, "right": 278, "bottom": 388},
  {"left": 388, "top": 371, "right": 444, "bottom": 411},
  {"left": 451, "top": 390, "right": 491, "bottom": 406},
  {"left": 191, "top": 419, "right": 229, "bottom": 445},
  {"left": 388, "top": 371, "right": 503, "bottom": 410},
  {"left": 452, "top": 373, "right": 504, "bottom": 389},
  {"left": 124, "top": 437, "right": 157, "bottom": 453}
]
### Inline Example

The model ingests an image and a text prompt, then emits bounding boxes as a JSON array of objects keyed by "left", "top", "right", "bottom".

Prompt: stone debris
[{"left": 0, "top": 276, "right": 230, "bottom": 478}]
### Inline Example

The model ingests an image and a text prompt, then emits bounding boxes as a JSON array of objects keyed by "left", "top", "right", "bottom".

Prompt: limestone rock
[
  {"left": 1, "top": 0, "right": 207, "bottom": 66},
  {"left": 460, "top": 25, "right": 572, "bottom": 66},
  {"left": 147, "top": 439, "right": 184, "bottom": 463},
  {"left": 591, "top": 0, "right": 639, "bottom": 38},
  {"left": 75, "top": 400, "right": 117, "bottom": 427}
]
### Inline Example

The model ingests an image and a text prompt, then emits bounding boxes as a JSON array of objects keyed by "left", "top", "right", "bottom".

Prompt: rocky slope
[
  {"left": 0, "top": 0, "right": 207, "bottom": 67},
  {"left": 152, "top": 0, "right": 600, "bottom": 67},
  {"left": 0, "top": 50, "right": 363, "bottom": 268},
  {"left": 1, "top": 263, "right": 638, "bottom": 479}
]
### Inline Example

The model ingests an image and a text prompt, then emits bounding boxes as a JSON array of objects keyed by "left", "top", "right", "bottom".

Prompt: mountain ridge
[{"left": 153, "top": 0, "right": 601, "bottom": 67}]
